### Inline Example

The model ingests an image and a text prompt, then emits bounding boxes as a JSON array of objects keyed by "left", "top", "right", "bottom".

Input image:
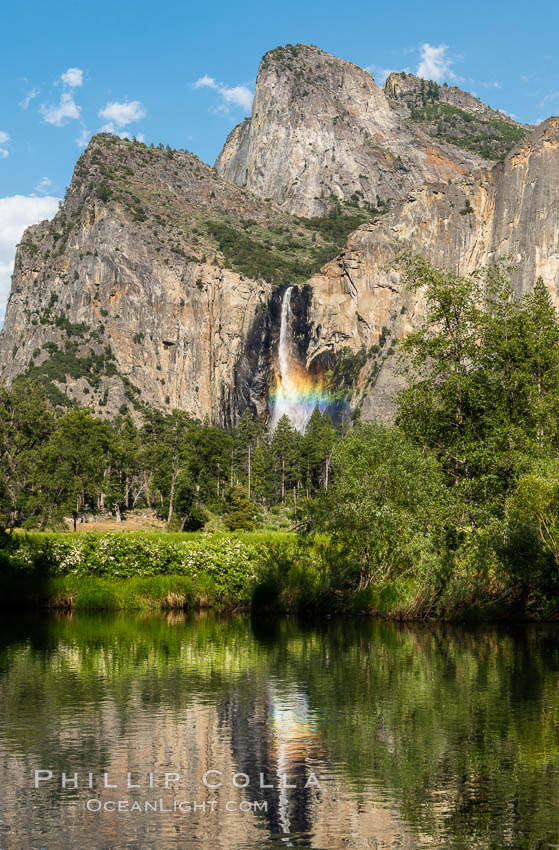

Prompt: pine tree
[
  {"left": 223, "top": 485, "right": 257, "bottom": 531},
  {"left": 300, "top": 407, "right": 336, "bottom": 494},
  {"left": 232, "top": 408, "right": 265, "bottom": 489},
  {"left": 270, "top": 415, "right": 299, "bottom": 502}
]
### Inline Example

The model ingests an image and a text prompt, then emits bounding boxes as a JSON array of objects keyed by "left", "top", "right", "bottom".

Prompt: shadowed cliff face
[{"left": 215, "top": 44, "right": 487, "bottom": 217}]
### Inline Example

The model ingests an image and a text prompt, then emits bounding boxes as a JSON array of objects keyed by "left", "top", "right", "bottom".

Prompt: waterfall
[
  {"left": 277, "top": 286, "right": 293, "bottom": 397},
  {"left": 270, "top": 286, "right": 322, "bottom": 434}
]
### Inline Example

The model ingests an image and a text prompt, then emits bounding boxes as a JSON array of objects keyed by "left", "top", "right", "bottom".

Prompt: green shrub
[{"left": 5, "top": 532, "right": 264, "bottom": 604}]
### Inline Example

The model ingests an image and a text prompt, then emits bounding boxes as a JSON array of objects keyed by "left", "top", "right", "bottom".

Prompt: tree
[
  {"left": 185, "top": 419, "right": 233, "bottom": 504},
  {"left": 300, "top": 408, "right": 335, "bottom": 495},
  {"left": 270, "top": 415, "right": 300, "bottom": 502},
  {"left": 223, "top": 485, "right": 257, "bottom": 531},
  {"left": 141, "top": 409, "right": 192, "bottom": 522},
  {"left": 505, "top": 460, "right": 559, "bottom": 582},
  {"left": 113, "top": 413, "right": 144, "bottom": 510},
  {"left": 172, "top": 470, "right": 205, "bottom": 531},
  {"left": 0, "top": 380, "right": 55, "bottom": 526},
  {"left": 250, "top": 444, "right": 269, "bottom": 505},
  {"left": 232, "top": 409, "right": 266, "bottom": 494},
  {"left": 37, "top": 409, "right": 117, "bottom": 527},
  {"left": 396, "top": 255, "right": 559, "bottom": 519},
  {"left": 309, "top": 423, "right": 447, "bottom": 590}
]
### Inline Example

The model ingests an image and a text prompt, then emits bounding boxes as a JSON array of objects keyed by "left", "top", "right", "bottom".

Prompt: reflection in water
[{"left": 0, "top": 613, "right": 559, "bottom": 848}]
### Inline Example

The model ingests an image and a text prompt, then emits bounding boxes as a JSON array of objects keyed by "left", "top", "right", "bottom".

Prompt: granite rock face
[
  {"left": 384, "top": 72, "right": 523, "bottom": 124},
  {"left": 301, "top": 118, "right": 559, "bottom": 419},
  {"left": 1, "top": 45, "right": 558, "bottom": 430},
  {"left": 215, "top": 44, "right": 486, "bottom": 217},
  {"left": 0, "top": 136, "right": 280, "bottom": 422},
  {"left": 384, "top": 72, "right": 527, "bottom": 162}
]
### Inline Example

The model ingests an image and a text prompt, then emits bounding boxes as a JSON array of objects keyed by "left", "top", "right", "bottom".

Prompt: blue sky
[{"left": 1, "top": 0, "right": 559, "bottom": 320}]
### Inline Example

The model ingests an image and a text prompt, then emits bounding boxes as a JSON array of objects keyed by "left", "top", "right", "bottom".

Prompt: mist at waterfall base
[{"left": 269, "top": 287, "right": 349, "bottom": 434}]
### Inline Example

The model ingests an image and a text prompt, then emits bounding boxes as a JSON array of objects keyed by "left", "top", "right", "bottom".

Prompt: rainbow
[
  {"left": 268, "top": 361, "right": 331, "bottom": 433},
  {"left": 269, "top": 286, "right": 347, "bottom": 433}
]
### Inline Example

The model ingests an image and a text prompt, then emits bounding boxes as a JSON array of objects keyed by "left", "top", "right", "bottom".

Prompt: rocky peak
[
  {"left": 215, "top": 43, "right": 486, "bottom": 216},
  {"left": 384, "top": 72, "right": 527, "bottom": 161},
  {"left": 1, "top": 53, "right": 557, "bottom": 432},
  {"left": 0, "top": 133, "right": 375, "bottom": 421}
]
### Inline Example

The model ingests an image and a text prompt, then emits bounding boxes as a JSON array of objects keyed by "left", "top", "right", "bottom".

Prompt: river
[{"left": 0, "top": 613, "right": 558, "bottom": 849}]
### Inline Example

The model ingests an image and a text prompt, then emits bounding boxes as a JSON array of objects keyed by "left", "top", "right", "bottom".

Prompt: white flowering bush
[{"left": 5, "top": 533, "right": 264, "bottom": 601}]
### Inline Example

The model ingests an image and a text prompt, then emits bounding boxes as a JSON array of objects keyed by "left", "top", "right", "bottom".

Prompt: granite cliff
[
  {"left": 215, "top": 44, "right": 486, "bottom": 217},
  {"left": 0, "top": 132, "right": 372, "bottom": 422},
  {"left": 384, "top": 72, "right": 527, "bottom": 162},
  {"left": 301, "top": 117, "right": 559, "bottom": 419},
  {"left": 0, "top": 43, "right": 556, "bottom": 428}
]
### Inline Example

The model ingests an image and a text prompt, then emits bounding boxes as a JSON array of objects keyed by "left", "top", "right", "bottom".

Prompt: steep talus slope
[
  {"left": 0, "top": 135, "right": 367, "bottom": 422},
  {"left": 301, "top": 118, "right": 559, "bottom": 419},
  {"left": 215, "top": 44, "right": 486, "bottom": 216},
  {"left": 384, "top": 72, "right": 527, "bottom": 161}
]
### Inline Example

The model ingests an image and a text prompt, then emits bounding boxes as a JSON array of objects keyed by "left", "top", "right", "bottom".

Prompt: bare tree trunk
[
  {"left": 247, "top": 444, "right": 252, "bottom": 499},
  {"left": 144, "top": 471, "right": 152, "bottom": 508},
  {"left": 167, "top": 470, "right": 176, "bottom": 523},
  {"left": 114, "top": 503, "right": 121, "bottom": 523},
  {"left": 132, "top": 480, "right": 146, "bottom": 508},
  {"left": 325, "top": 453, "right": 332, "bottom": 490}
]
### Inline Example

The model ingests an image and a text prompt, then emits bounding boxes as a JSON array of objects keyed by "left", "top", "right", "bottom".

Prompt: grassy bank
[
  {"left": 2, "top": 528, "right": 558, "bottom": 620},
  {"left": 0, "top": 530, "right": 281, "bottom": 612}
]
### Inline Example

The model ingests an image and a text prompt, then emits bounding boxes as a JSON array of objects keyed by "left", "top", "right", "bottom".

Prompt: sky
[{"left": 1, "top": 0, "right": 559, "bottom": 322}]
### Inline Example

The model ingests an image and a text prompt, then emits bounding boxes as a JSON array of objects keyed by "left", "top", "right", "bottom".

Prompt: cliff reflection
[{"left": 0, "top": 614, "right": 558, "bottom": 849}]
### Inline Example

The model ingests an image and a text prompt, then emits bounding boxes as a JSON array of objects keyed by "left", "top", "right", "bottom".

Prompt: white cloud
[
  {"left": 194, "top": 75, "right": 217, "bottom": 89},
  {"left": 0, "top": 131, "right": 9, "bottom": 159},
  {"left": 98, "top": 100, "right": 145, "bottom": 128},
  {"left": 194, "top": 75, "right": 253, "bottom": 112},
  {"left": 480, "top": 81, "right": 502, "bottom": 89},
  {"left": 416, "top": 43, "right": 456, "bottom": 83},
  {"left": 40, "top": 91, "right": 81, "bottom": 126},
  {"left": 39, "top": 68, "right": 85, "bottom": 126},
  {"left": 34, "top": 177, "right": 53, "bottom": 195},
  {"left": 0, "top": 195, "right": 60, "bottom": 325},
  {"left": 60, "top": 67, "right": 83, "bottom": 88},
  {"left": 19, "top": 88, "right": 39, "bottom": 110},
  {"left": 219, "top": 85, "right": 253, "bottom": 110},
  {"left": 76, "top": 126, "right": 91, "bottom": 148},
  {"left": 540, "top": 91, "right": 559, "bottom": 106}
]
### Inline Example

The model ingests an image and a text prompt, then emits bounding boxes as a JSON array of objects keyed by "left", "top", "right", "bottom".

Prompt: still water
[{"left": 1, "top": 613, "right": 559, "bottom": 849}]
